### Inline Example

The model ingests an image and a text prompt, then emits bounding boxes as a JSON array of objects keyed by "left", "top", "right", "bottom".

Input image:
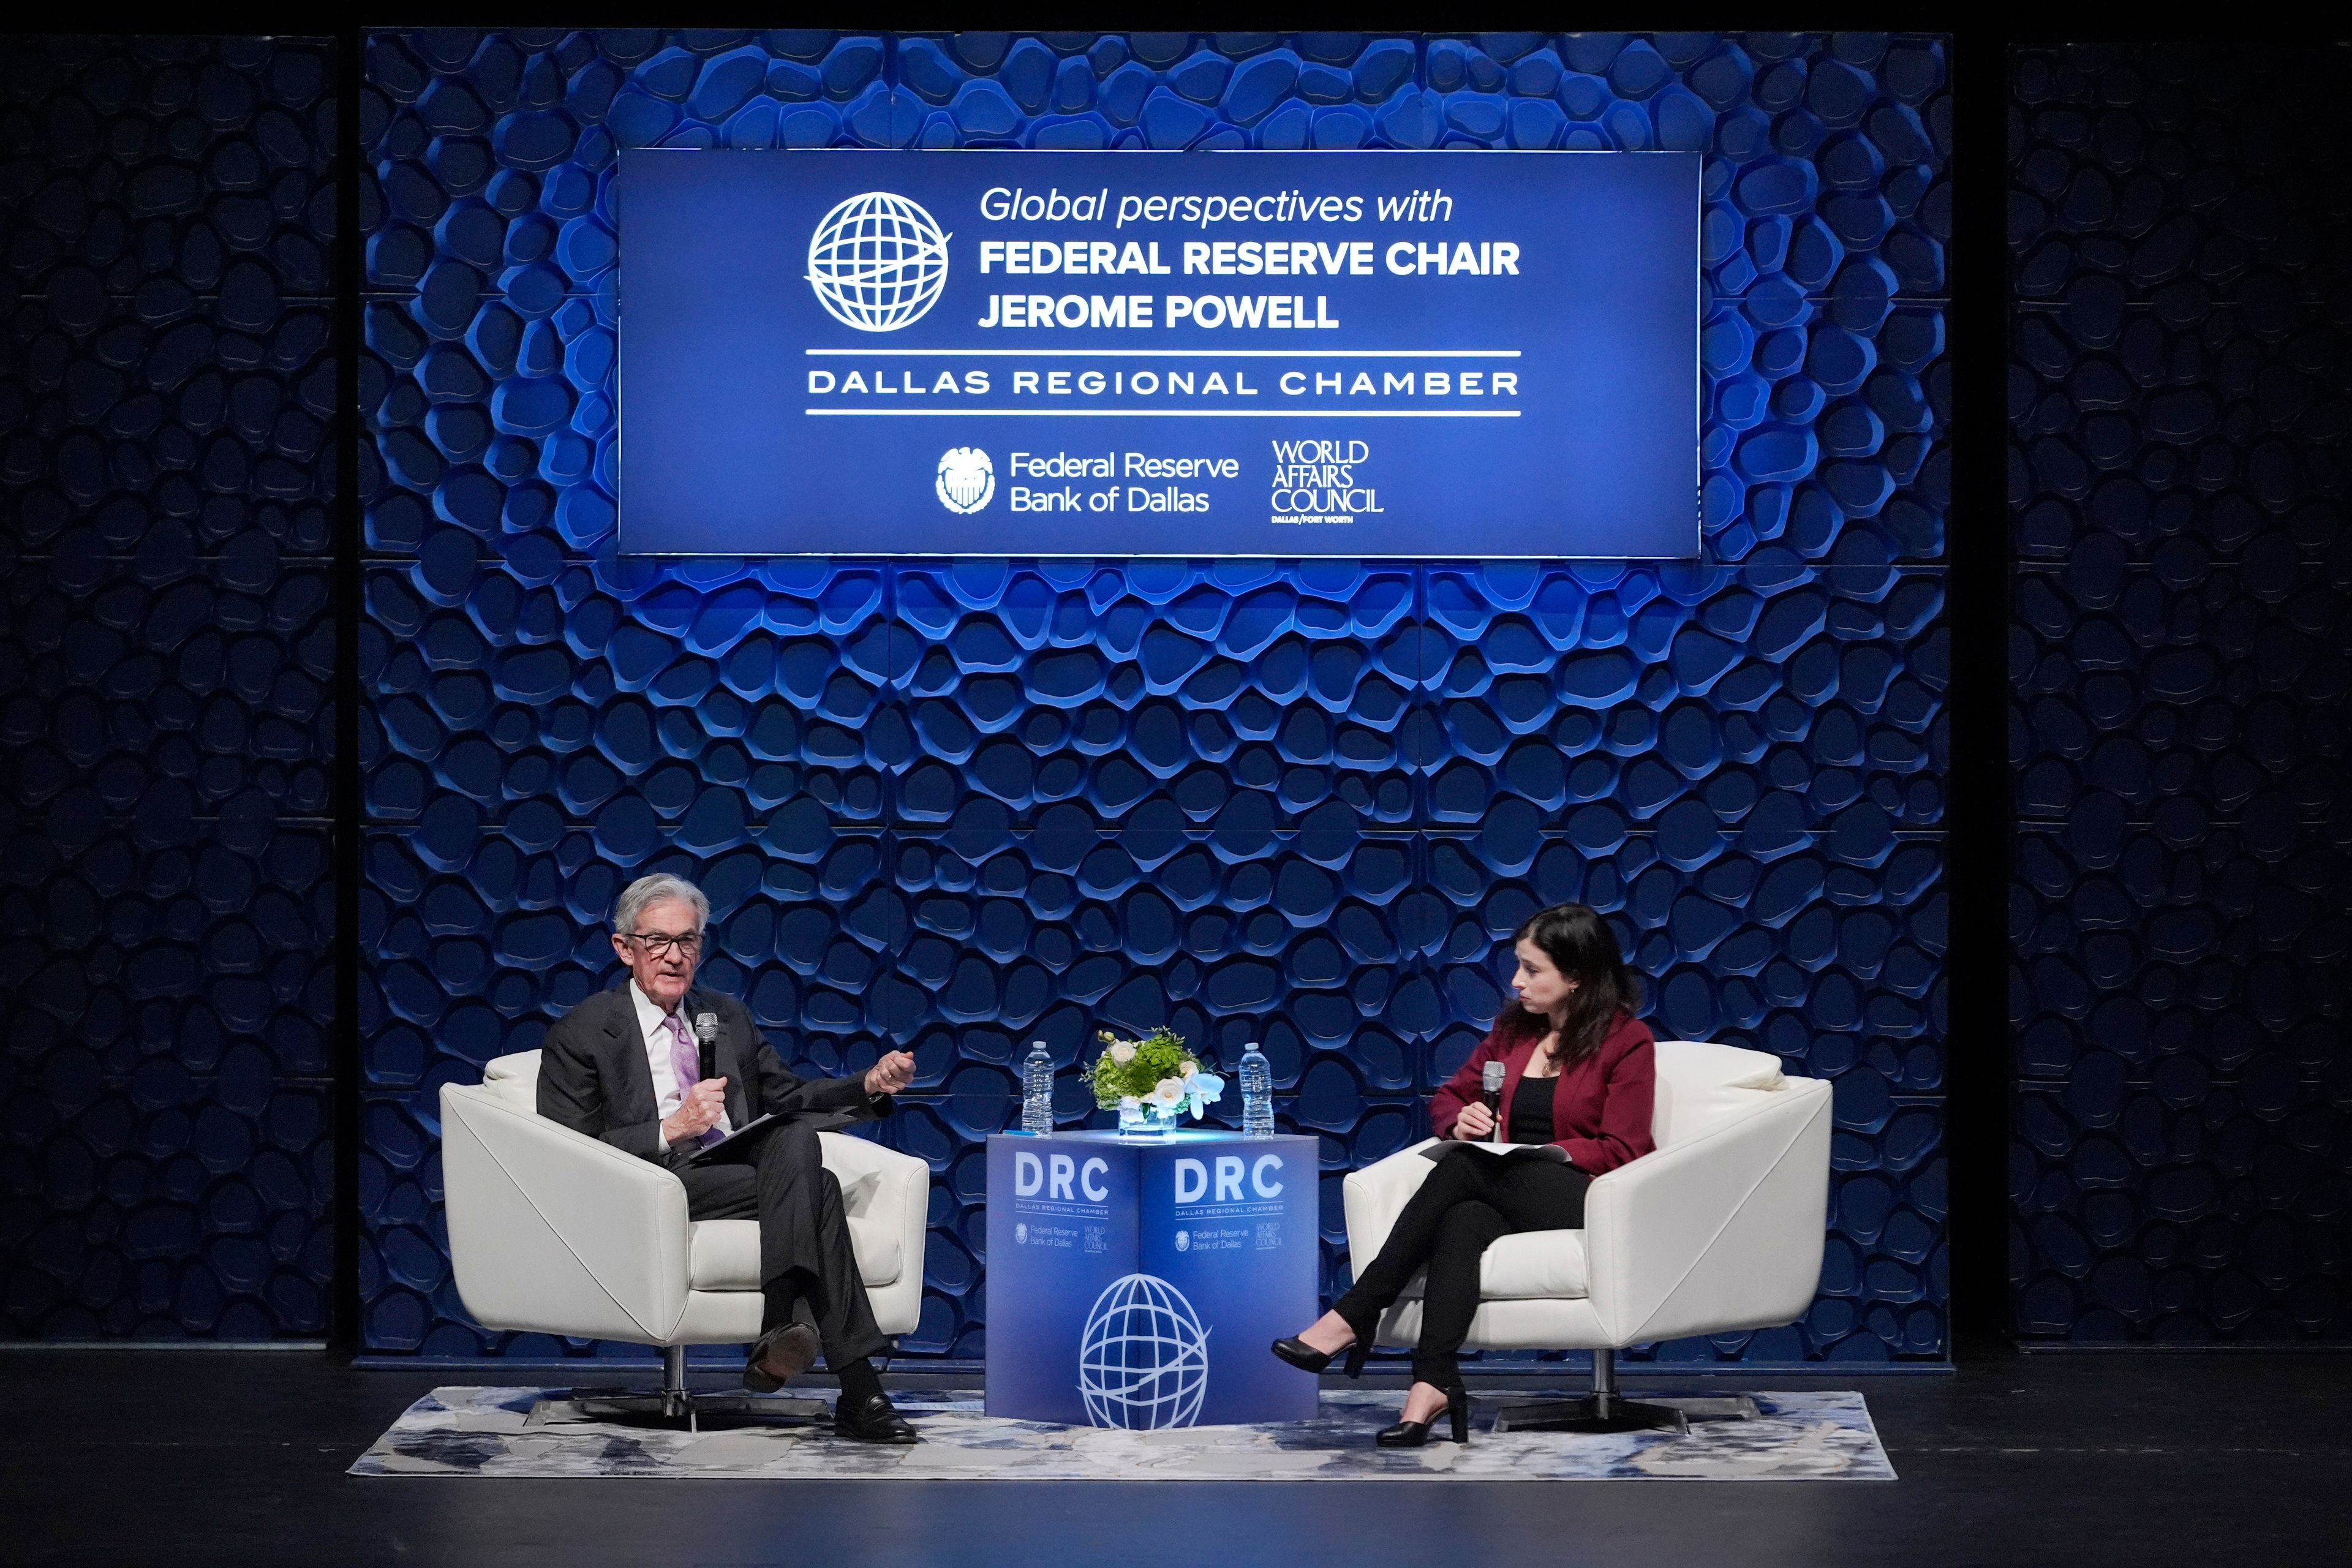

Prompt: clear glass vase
[{"left": 1117, "top": 1100, "right": 1183, "bottom": 1136}]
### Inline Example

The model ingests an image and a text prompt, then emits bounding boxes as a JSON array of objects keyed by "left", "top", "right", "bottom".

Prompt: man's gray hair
[{"left": 613, "top": 872, "right": 710, "bottom": 935}]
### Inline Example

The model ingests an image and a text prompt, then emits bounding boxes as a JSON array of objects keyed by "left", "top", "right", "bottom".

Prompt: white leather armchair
[
  {"left": 1343, "top": 1039, "right": 1832, "bottom": 1433},
  {"left": 439, "top": 1049, "right": 930, "bottom": 1428}
]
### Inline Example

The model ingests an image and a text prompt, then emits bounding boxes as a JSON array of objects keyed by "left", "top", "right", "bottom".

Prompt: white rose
[
  {"left": 1150, "top": 1079, "right": 1185, "bottom": 1107},
  {"left": 1179, "top": 1059, "right": 1199, "bottom": 1077},
  {"left": 1110, "top": 1042, "right": 1137, "bottom": 1065}
]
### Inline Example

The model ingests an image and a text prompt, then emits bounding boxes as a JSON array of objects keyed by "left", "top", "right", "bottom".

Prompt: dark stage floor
[{"left": 4, "top": 1349, "right": 2346, "bottom": 1566}]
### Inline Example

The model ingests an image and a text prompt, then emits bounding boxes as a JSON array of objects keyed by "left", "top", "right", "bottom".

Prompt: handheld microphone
[
  {"left": 693, "top": 1013, "right": 720, "bottom": 1080},
  {"left": 1481, "top": 1060, "right": 1506, "bottom": 1143}
]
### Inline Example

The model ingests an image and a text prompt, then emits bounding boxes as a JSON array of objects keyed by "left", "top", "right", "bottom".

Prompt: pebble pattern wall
[
  {"left": 2008, "top": 43, "right": 2351, "bottom": 1341},
  {"left": 0, "top": 36, "right": 338, "bottom": 1340},
  {"left": 360, "top": 30, "right": 1951, "bottom": 1360}
]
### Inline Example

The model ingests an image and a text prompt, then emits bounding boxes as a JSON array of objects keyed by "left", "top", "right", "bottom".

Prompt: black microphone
[
  {"left": 693, "top": 1012, "right": 720, "bottom": 1081},
  {"left": 1481, "top": 1060, "right": 1506, "bottom": 1143}
]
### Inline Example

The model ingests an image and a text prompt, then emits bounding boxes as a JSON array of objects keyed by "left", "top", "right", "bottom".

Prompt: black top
[{"left": 1508, "top": 1070, "right": 1561, "bottom": 1145}]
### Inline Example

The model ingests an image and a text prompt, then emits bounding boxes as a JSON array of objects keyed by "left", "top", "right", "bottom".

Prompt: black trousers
[
  {"left": 1334, "top": 1148, "right": 1590, "bottom": 1386},
  {"left": 676, "top": 1121, "right": 887, "bottom": 1366}
]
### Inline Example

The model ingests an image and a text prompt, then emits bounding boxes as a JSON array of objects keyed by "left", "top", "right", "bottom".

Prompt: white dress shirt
[{"left": 631, "top": 981, "right": 733, "bottom": 1150}]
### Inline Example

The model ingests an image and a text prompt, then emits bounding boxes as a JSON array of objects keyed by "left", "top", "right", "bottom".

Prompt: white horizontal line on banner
[
  {"left": 803, "top": 348, "right": 1523, "bottom": 358},
  {"left": 803, "top": 408, "right": 1523, "bottom": 418}
]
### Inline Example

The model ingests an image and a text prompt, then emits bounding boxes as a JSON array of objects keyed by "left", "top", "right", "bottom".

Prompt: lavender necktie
[{"left": 665, "top": 1010, "right": 722, "bottom": 1147}]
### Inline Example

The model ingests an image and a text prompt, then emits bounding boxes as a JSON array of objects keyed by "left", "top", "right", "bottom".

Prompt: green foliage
[{"left": 1088, "top": 1027, "right": 1194, "bottom": 1109}]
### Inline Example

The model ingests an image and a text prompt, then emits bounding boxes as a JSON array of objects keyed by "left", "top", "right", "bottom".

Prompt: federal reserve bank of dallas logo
[
  {"left": 936, "top": 447, "right": 994, "bottom": 513},
  {"left": 805, "top": 191, "right": 951, "bottom": 332}
]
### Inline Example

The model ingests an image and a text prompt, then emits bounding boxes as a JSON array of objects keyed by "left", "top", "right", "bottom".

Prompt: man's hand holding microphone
[
  {"left": 663, "top": 1077, "right": 728, "bottom": 1145},
  {"left": 663, "top": 1053, "right": 912, "bottom": 1148}
]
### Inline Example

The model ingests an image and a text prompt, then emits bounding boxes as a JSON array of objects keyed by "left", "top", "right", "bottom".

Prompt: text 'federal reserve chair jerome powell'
[{"left": 1344, "top": 1039, "right": 1833, "bottom": 1433}]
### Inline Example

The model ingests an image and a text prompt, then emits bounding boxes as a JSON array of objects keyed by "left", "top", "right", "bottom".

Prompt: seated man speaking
[{"left": 537, "top": 872, "right": 921, "bottom": 1444}]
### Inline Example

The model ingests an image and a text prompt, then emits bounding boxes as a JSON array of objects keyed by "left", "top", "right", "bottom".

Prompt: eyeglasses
[{"left": 623, "top": 930, "right": 703, "bottom": 959}]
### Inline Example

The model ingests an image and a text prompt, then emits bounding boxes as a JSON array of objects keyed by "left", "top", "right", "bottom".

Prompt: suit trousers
[
  {"left": 676, "top": 1121, "right": 887, "bottom": 1366},
  {"left": 1334, "top": 1147, "right": 1590, "bottom": 1386}
]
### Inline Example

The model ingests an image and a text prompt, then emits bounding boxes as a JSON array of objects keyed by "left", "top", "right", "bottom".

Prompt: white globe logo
[
  {"left": 805, "top": 190, "right": 951, "bottom": 332},
  {"left": 1076, "top": 1273, "right": 1210, "bottom": 1430},
  {"left": 936, "top": 447, "right": 994, "bottom": 513}
]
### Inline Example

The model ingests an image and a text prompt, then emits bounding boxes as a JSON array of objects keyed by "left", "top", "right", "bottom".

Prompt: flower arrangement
[{"left": 1090, "top": 1027, "right": 1226, "bottom": 1123}]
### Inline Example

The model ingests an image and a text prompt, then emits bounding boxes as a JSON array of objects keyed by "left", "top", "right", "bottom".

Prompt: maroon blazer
[{"left": 1429, "top": 1011, "right": 1657, "bottom": 1174}]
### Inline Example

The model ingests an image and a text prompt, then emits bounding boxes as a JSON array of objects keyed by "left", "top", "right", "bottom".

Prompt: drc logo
[
  {"left": 936, "top": 447, "right": 994, "bottom": 513},
  {"left": 1078, "top": 1273, "right": 1210, "bottom": 1430},
  {"left": 805, "top": 191, "right": 950, "bottom": 332}
]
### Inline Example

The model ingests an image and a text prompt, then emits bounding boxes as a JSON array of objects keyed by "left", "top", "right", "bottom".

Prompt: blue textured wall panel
[
  {"left": 0, "top": 35, "right": 338, "bottom": 1340},
  {"left": 2008, "top": 43, "right": 2351, "bottom": 1343},
  {"left": 360, "top": 30, "right": 1951, "bottom": 1360}
]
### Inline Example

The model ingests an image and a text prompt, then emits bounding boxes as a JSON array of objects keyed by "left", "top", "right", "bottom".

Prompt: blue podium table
[{"left": 985, "top": 1130, "right": 1321, "bottom": 1428}]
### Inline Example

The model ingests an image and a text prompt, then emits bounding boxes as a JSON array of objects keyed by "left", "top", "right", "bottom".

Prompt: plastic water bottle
[
  {"left": 1240, "top": 1041, "right": 1274, "bottom": 1139},
  {"left": 1020, "top": 1040, "right": 1055, "bottom": 1135}
]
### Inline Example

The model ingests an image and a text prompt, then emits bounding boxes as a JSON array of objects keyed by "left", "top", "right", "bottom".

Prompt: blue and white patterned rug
[{"left": 351, "top": 1387, "right": 1894, "bottom": 1480}]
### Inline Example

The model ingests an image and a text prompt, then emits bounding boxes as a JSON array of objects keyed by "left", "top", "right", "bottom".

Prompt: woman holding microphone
[{"left": 1270, "top": 903, "right": 1657, "bottom": 1446}]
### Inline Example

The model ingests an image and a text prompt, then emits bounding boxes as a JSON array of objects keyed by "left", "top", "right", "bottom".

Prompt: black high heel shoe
[
  {"left": 1375, "top": 1383, "right": 1472, "bottom": 1447},
  {"left": 1270, "top": 1322, "right": 1372, "bottom": 1379}
]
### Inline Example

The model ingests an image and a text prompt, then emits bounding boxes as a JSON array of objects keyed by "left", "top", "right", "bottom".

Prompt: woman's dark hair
[{"left": 1500, "top": 903, "right": 1641, "bottom": 1068}]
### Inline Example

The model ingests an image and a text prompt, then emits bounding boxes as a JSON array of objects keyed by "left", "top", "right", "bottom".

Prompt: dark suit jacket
[{"left": 536, "top": 983, "right": 887, "bottom": 1168}]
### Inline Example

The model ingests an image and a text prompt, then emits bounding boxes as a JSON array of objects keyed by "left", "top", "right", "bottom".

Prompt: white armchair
[
  {"left": 439, "top": 1049, "right": 930, "bottom": 1428},
  {"left": 1342, "top": 1039, "right": 1833, "bottom": 1433}
]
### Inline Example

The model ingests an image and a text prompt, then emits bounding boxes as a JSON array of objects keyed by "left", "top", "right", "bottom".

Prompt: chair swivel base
[
  {"left": 526, "top": 1389, "right": 833, "bottom": 1433},
  {"left": 1491, "top": 1393, "right": 1760, "bottom": 1436}
]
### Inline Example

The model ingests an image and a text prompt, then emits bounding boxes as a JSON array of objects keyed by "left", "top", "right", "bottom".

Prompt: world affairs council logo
[
  {"left": 937, "top": 447, "right": 994, "bottom": 513},
  {"left": 805, "top": 191, "right": 951, "bottom": 333}
]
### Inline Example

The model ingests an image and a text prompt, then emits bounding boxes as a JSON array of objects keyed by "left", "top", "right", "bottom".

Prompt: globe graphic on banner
[
  {"left": 1076, "top": 1273, "right": 1211, "bottom": 1430},
  {"left": 804, "top": 190, "right": 951, "bottom": 332}
]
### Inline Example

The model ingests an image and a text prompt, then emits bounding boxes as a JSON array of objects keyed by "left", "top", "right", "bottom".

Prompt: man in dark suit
[{"left": 537, "top": 872, "right": 921, "bottom": 1443}]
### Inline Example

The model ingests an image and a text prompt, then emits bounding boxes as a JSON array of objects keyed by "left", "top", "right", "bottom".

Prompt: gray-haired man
[{"left": 535, "top": 872, "right": 921, "bottom": 1442}]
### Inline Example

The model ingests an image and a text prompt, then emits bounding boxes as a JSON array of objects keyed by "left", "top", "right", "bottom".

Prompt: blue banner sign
[
  {"left": 984, "top": 1131, "right": 1319, "bottom": 1427},
  {"left": 618, "top": 150, "right": 1700, "bottom": 557}
]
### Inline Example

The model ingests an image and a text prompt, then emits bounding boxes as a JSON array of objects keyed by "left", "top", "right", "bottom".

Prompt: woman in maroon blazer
[{"left": 1270, "top": 903, "right": 1656, "bottom": 1446}]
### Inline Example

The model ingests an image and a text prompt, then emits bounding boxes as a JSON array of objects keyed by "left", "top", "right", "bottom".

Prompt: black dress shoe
[
  {"left": 833, "top": 1390, "right": 922, "bottom": 1444},
  {"left": 1376, "top": 1384, "right": 1472, "bottom": 1447},
  {"left": 744, "top": 1322, "right": 821, "bottom": 1393}
]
